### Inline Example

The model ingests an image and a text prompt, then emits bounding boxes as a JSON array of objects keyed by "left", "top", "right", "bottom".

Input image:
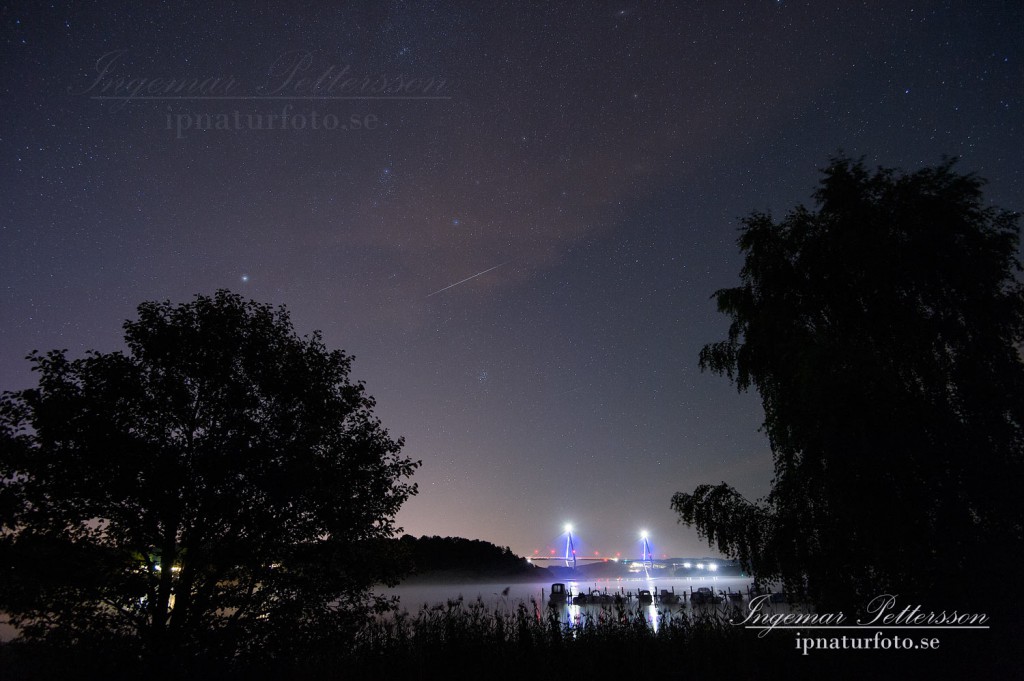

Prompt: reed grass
[
  {"left": 3, "top": 596, "right": 1001, "bottom": 680},
  {"left": 322, "top": 596, "right": 775, "bottom": 679}
]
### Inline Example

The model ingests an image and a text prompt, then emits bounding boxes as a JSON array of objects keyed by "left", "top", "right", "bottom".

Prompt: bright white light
[
  {"left": 682, "top": 562, "right": 692, "bottom": 569},
  {"left": 564, "top": 523, "right": 573, "bottom": 533},
  {"left": 696, "top": 562, "right": 705, "bottom": 569},
  {"left": 708, "top": 563, "right": 718, "bottom": 571},
  {"left": 640, "top": 530, "right": 648, "bottom": 539}
]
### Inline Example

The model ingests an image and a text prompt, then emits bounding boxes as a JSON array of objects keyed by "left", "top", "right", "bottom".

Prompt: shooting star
[{"left": 427, "top": 262, "right": 508, "bottom": 298}]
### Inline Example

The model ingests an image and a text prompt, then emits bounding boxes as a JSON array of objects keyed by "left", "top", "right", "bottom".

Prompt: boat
[
  {"left": 658, "top": 587, "right": 681, "bottom": 605},
  {"left": 637, "top": 589, "right": 654, "bottom": 604},
  {"left": 548, "top": 583, "right": 568, "bottom": 605},
  {"left": 575, "top": 589, "right": 615, "bottom": 605},
  {"left": 690, "top": 586, "right": 722, "bottom": 605}
]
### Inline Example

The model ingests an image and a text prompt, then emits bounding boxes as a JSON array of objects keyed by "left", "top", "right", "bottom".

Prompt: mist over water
[
  {"left": 0, "top": 576, "right": 766, "bottom": 644},
  {"left": 384, "top": 575, "right": 753, "bottom": 612}
]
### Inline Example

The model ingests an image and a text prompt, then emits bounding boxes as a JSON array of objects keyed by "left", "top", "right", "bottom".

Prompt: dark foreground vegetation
[{"left": 2, "top": 598, "right": 1018, "bottom": 681}]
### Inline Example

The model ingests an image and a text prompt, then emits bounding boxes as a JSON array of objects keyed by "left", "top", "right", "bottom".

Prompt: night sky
[{"left": 2, "top": 2, "right": 1021, "bottom": 559}]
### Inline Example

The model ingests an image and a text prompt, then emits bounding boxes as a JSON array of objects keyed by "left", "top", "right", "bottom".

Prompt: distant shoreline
[{"left": 396, "top": 559, "right": 743, "bottom": 586}]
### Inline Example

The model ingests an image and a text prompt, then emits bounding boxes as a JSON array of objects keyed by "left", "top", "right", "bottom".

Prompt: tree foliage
[
  {"left": 397, "top": 535, "right": 535, "bottom": 577},
  {"left": 672, "top": 156, "right": 1024, "bottom": 609},
  {"left": 0, "top": 291, "right": 419, "bottom": 659}
]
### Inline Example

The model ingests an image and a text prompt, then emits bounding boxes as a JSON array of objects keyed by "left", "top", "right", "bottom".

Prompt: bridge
[
  {"left": 527, "top": 525, "right": 667, "bottom": 570},
  {"left": 527, "top": 556, "right": 643, "bottom": 564},
  {"left": 523, "top": 525, "right": 735, "bottom": 576},
  {"left": 526, "top": 556, "right": 725, "bottom": 570}
]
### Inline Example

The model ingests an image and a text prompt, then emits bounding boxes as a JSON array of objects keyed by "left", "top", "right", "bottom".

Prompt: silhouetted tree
[
  {"left": 0, "top": 291, "right": 419, "bottom": 661},
  {"left": 397, "top": 535, "right": 534, "bottom": 576},
  {"left": 672, "top": 157, "right": 1024, "bottom": 610}
]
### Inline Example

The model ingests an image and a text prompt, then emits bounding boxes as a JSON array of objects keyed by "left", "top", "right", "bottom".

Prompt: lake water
[
  {"left": 385, "top": 574, "right": 752, "bottom": 610},
  {"left": 382, "top": 574, "right": 765, "bottom": 632}
]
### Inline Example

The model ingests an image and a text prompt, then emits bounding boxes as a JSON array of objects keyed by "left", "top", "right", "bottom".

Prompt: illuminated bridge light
[
  {"left": 683, "top": 562, "right": 691, "bottom": 568},
  {"left": 696, "top": 562, "right": 705, "bottom": 569},
  {"left": 708, "top": 563, "right": 718, "bottom": 571},
  {"left": 639, "top": 530, "right": 653, "bottom": 563},
  {"left": 563, "top": 524, "right": 577, "bottom": 569}
]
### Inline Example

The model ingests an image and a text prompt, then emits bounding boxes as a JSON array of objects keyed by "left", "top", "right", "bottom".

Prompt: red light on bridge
[{"left": 593, "top": 551, "right": 599, "bottom": 556}]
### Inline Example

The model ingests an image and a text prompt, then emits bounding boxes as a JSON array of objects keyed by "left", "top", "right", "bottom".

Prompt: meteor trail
[{"left": 427, "top": 262, "right": 508, "bottom": 297}]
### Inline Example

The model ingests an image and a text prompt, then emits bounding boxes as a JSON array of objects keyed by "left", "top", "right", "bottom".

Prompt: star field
[{"left": 1, "top": 1, "right": 1021, "bottom": 558}]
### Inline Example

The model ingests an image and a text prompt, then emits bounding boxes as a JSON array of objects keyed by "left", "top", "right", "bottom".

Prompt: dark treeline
[{"left": 394, "top": 534, "right": 539, "bottom": 579}]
